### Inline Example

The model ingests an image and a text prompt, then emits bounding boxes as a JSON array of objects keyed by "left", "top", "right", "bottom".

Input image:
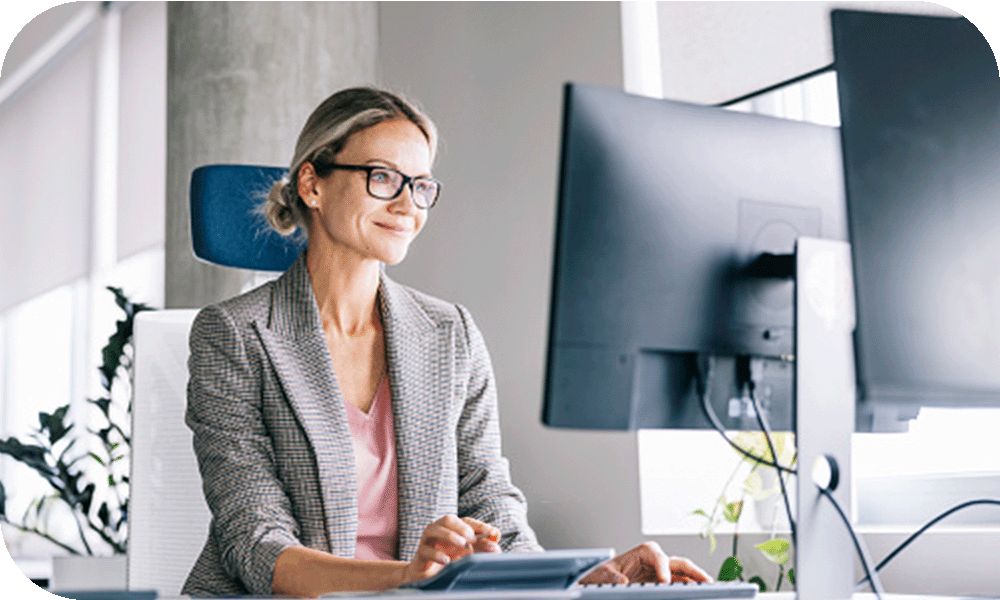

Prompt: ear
[{"left": 297, "top": 161, "right": 319, "bottom": 203}]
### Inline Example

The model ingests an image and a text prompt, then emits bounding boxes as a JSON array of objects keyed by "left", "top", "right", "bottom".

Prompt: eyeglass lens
[{"left": 368, "top": 168, "right": 439, "bottom": 208}]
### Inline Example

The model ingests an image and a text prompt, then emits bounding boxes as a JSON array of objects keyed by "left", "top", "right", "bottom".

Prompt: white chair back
[{"left": 128, "top": 309, "right": 206, "bottom": 595}]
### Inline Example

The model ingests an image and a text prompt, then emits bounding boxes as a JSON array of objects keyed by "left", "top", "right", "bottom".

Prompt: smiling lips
[{"left": 375, "top": 222, "right": 411, "bottom": 235}]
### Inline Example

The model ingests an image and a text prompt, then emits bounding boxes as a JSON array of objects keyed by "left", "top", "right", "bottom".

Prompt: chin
[{"left": 377, "top": 245, "right": 411, "bottom": 266}]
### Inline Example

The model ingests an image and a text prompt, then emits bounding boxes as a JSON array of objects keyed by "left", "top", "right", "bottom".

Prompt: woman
[{"left": 182, "top": 87, "right": 710, "bottom": 597}]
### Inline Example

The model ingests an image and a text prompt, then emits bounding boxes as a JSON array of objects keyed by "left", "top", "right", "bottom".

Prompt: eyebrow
[{"left": 364, "top": 158, "right": 432, "bottom": 179}]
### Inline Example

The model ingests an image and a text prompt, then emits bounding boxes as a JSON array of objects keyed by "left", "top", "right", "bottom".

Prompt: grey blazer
[{"left": 181, "top": 252, "right": 542, "bottom": 597}]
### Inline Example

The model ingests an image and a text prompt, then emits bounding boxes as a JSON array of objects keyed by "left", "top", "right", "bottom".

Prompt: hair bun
[{"left": 262, "top": 179, "right": 297, "bottom": 235}]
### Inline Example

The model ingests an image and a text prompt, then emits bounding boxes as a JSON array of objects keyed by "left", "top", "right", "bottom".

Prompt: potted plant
[
  {"left": 692, "top": 430, "right": 798, "bottom": 593},
  {"left": 0, "top": 287, "right": 153, "bottom": 590}
]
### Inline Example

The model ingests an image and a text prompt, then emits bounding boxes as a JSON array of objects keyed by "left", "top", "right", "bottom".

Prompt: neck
[{"left": 305, "top": 241, "right": 382, "bottom": 338}]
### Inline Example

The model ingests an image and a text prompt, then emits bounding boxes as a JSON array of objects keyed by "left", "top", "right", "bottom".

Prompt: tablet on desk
[{"left": 401, "top": 548, "right": 614, "bottom": 592}]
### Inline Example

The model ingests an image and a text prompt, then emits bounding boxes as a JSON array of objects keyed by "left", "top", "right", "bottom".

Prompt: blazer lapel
[
  {"left": 253, "top": 252, "right": 359, "bottom": 557},
  {"left": 378, "top": 271, "right": 455, "bottom": 562}
]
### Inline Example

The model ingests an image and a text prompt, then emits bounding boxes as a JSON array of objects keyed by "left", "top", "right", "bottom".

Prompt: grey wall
[
  {"left": 164, "top": 1, "right": 378, "bottom": 308},
  {"left": 378, "top": 1, "right": 653, "bottom": 554}
]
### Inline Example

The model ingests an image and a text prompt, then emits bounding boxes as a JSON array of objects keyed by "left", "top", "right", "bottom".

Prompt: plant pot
[{"left": 50, "top": 555, "right": 127, "bottom": 592}]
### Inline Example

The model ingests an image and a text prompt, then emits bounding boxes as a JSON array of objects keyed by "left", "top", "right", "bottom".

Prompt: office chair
[{"left": 129, "top": 164, "right": 300, "bottom": 595}]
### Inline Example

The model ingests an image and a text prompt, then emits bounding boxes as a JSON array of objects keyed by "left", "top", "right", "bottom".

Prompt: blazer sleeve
[
  {"left": 454, "top": 304, "right": 544, "bottom": 553},
  {"left": 185, "top": 304, "right": 302, "bottom": 595}
]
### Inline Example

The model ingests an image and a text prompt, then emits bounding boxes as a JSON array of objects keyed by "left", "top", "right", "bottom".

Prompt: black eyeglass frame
[{"left": 316, "top": 162, "right": 442, "bottom": 209}]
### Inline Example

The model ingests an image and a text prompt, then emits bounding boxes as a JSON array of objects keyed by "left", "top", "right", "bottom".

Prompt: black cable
[
  {"left": 818, "top": 486, "right": 884, "bottom": 598},
  {"left": 696, "top": 355, "right": 796, "bottom": 475},
  {"left": 747, "top": 379, "right": 797, "bottom": 542},
  {"left": 855, "top": 498, "right": 1000, "bottom": 590}
]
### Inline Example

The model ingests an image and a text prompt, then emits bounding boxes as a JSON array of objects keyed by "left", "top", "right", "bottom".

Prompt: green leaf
[
  {"left": 788, "top": 567, "right": 796, "bottom": 585},
  {"left": 0, "top": 438, "right": 57, "bottom": 479},
  {"left": 755, "top": 538, "right": 792, "bottom": 566},
  {"left": 95, "top": 426, "right": 113, "bottom": 445},
  {"left": 97, "top": 503, "right": 111, "bottom": 528},
  {"left": 718, "top": 556, "right": 743, "bottom": 582},
  {"left": 742, "top": 469, "right": 779, "bottom": 501},
  {"left": 116, "top": 499, "right": 128, "bottom": 530},
  {"left": 692, "top": 508, "right": 710, "bottom": 519},
  {"left": 723, "top": 500, "right": 744, "bottom": 523},
  {"left": 89, "top": 398, "right": 112, "bottom": 419},
  {"left": 57, "top": 436, "right": 80, "bottom": 464},
  {"left": 89, "top": 452, "right": 107, "bottom": 467},
  {"left": 38, "top": 406, "right": 72, "bottom": 445},
  {"left": 748, "top": 575, "right": 768, "bottom": 592},
  {"left": 79, "top": 482, "right": 96, "bottom": 515}
]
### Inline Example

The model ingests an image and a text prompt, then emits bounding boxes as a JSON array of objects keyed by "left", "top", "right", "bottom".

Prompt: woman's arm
[
  {"left": 453, "top": 304, "right": 544, "bottom": 552},
  {"left": 272, "top": 547, "right": 406, "bottom": 596},
  {"left": 273, "top": 514, "right": 501, "bottom": 596},
  {"left": 186, "top": 304, "right": 305, "bottom": 595}
]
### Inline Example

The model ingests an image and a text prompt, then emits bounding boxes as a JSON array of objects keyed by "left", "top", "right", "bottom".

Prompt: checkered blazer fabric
[{"left": 181, "top": 252, "right": 542, "bottom": 597}]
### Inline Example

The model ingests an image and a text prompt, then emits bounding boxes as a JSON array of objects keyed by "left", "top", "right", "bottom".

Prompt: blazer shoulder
[
  {"left": 390, "top": 280, "right": 464, "bottom": 328},
  {"left": 194, "top": 280, "right": 273, "bottom": 331}
]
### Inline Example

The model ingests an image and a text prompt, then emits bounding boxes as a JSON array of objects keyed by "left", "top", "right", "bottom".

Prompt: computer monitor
[
  {"left": 833, "top": 10, "right": 1000, "bottom": 419},
  {"left": 542, "top": 83, "right": 847, "bottom": 431}
]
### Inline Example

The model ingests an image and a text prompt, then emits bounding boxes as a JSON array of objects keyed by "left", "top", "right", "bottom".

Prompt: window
[{"left": 0, "top": 1, "right": 166, "bottom": 557}]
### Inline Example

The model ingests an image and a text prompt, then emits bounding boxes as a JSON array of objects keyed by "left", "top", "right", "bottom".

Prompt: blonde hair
[{"left": 258, "top": 87, "right": 439, "bottom": 240}]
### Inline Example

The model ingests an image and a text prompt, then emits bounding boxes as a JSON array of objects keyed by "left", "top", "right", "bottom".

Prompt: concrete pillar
[{"left": 165, "top": 1, "right": 377, "bottom": 308}]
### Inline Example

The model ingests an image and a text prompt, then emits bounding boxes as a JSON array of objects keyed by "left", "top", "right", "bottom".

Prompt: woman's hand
[
  {"left": 400, "top": 515, "right": 502, "bottom": 585},
  {"left": 578, "top": 542, "right": 711, "bottom": 586}
]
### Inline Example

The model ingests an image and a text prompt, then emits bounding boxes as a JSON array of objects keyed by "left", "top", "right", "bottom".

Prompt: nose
[{"left": 389, "top": 182, "right": 420, "bottom": 213}]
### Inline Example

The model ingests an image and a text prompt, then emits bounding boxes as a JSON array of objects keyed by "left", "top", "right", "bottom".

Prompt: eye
[
  {"left": 414, "top": 179, "right": 438, "bottom": 194},
  {"left": 371, "top": 170, "right": 391, "bottom": 184}
]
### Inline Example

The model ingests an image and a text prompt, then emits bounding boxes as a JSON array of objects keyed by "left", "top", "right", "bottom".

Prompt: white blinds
[
  {"left": 0, "top": 26, "right": 98, "bottom": 312},
  {"left": 116, "top": 1, "right": 166, "bottom": 261},
  {"left": 657, "top": 1, "right": 957, "bottom": 105}
]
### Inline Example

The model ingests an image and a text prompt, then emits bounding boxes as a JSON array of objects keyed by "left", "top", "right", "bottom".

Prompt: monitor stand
[{"left": 793, "top": 237, "right": 856, "bottom": 598}]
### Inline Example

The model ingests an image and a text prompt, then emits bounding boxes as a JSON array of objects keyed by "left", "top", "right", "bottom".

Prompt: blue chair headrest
[{"left": 190, "top": 164, "right": 306, "bottom": 272}]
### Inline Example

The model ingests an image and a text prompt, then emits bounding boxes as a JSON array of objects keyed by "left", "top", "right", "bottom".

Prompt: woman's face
[{"left": 301, "top": 118, "right": 432, "bottom": 266}]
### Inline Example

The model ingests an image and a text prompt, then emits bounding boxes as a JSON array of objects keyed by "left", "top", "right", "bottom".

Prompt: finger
[
  {"left": 425, "top": 528, "right": 475, "bottom": 562},
  {"left": 424, "top": 524, "right": 474, "bottom": 553},
  {"left": 472, "top": 539, "right": 502, "bottom": 553},
  {"left": 416, "top": 545, "right": 452, "bottom": 571},
  {"left": 579, "top": 565, "right": 629, "bottom": 585},
  {"left": 669, "top": 556, "right": 712, "bottom": 583},
  {"left": 638, "top": 542, "right": 672, "bottom": 584},
  {"left": 462, "top": 517, "right": 502, "bottom": 542},
  {"left": 439, "top": 514, "right": 476, "bottom": 541}
]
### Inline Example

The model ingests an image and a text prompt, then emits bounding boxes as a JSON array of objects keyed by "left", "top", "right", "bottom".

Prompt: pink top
[{"left": 343, "top": 375, "right": 399, "bottom": 561}]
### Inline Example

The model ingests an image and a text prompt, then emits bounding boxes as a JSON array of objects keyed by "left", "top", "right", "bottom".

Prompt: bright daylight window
[{"left": 0, "top": 1, "right": 166, "bottom": 561}]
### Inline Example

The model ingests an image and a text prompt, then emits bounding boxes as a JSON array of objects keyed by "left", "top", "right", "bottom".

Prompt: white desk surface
[{"left": 157, "top": 593, "right": 989, "bottom": 600}]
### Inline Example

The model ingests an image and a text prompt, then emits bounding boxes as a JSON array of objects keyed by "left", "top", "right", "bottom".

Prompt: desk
[{"left": 150, "top": 594, "right": 983, "bottom": 600}]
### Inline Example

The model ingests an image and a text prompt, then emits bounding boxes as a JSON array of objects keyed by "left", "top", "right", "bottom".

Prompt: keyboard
[{"left": 575, "top": 581, "right": 758, "bottom": 599}]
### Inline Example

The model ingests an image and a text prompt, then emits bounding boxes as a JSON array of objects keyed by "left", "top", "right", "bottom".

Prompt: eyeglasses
[{"left": 325, "top": 163, "right": 442, "bottom": 209}]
